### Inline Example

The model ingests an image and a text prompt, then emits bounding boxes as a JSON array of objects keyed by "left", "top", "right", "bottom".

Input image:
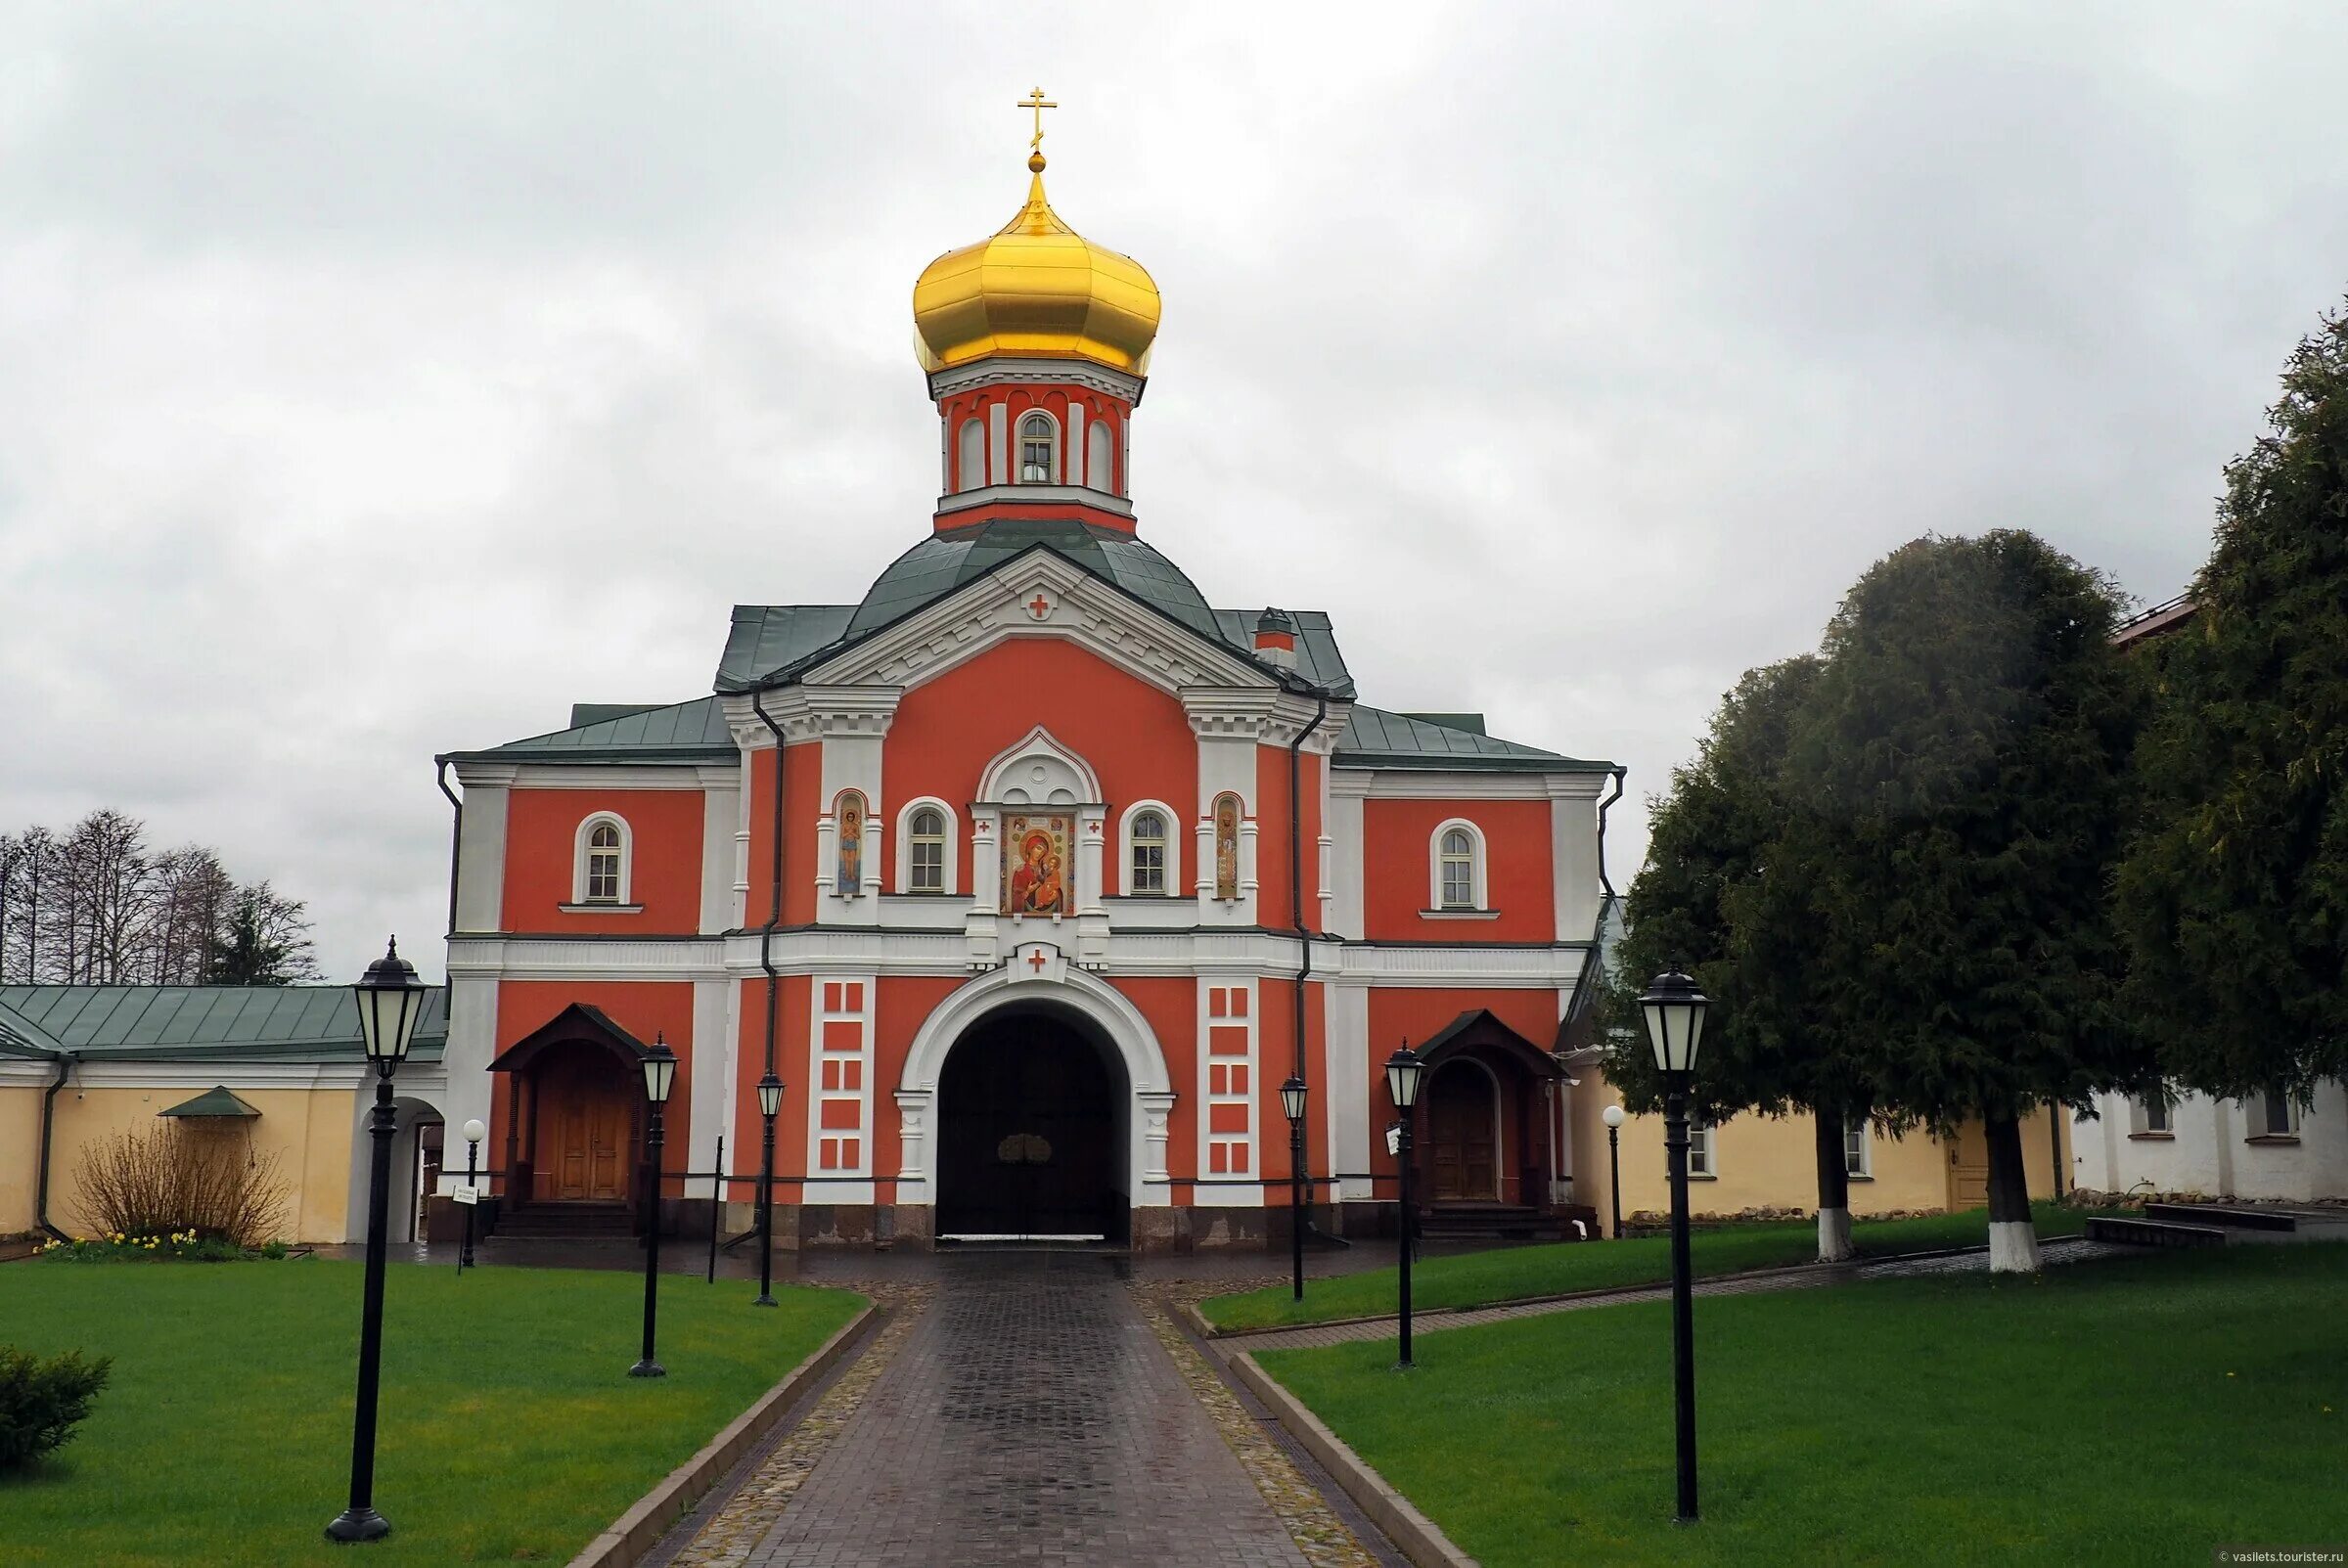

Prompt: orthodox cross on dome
[{"left": 1016, "top": 86, "right": 1058, "bottom": 153}]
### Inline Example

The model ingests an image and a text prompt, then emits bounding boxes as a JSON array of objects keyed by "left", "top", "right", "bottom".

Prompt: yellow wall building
[
  {"left": 1568, "top": 1063, "right": 2073, "bottom": 1225},
  {"left": 0, "top": 986, "right": 450, "bottom": 1245}
]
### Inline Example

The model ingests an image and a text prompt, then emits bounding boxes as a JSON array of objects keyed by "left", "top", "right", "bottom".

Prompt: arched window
[
  {"left": 1129, "top": 809, "right": 1168, "bottom": 895},
  {"left": 958, "top": 418, "right": 986, "bottom": 491},
  {"left": 1087, "top": 418, "right": 1115, "bottom": 493},
  {"left": 587, "top": 824, "right": 622, "bottom": 901},
  {"left": 1427, "top": 818, "right": 1488, "bottom": 913},
  {"left": 893, "top": 797, "right": 960, "bottom": 896},
  {"left": 909, "top": 807, "right": 946, "bottom": 893},
  {"left": 570, "top": 813, "right": 634, "bottom": 908},
  {"left": 1018, "top": 412, "right": 1058, "bottom": 484}
]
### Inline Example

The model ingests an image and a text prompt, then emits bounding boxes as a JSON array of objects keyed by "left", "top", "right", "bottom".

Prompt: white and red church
[{"left": 433, "top": 136, "right": 1622, "bottom": 1252}]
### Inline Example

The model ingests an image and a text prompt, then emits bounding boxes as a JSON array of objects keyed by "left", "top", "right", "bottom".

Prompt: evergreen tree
[
  {"left": 1790, "top": 530, "right": 2146, "bottom": 1272},
  {"left": 1610, "top": 656, "right": 1879, "bottom": 1259},
  {"left": 2117, "top": 305, "right": 2348, "bottom": 1101},
  {"left": 203, "top": 882, "right": 321, "bottom": 986}
]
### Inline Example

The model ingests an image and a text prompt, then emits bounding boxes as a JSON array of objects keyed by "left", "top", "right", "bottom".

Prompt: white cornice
[
  {"left": 926, "top": 358, "right": 1144, "bottom": 403},
  {"left": 448, "top": 929, "right": 1585, "bottom": 989},
  {"left": 721, "top": 686, "right": 904, "bottom": 748},
  {"left": 1184, "top": 691, "right": 1348, "bottom": 751},
  {"left": 65, "top": 1061, "right": 387, "bottom": 1092},
  {"left": 499, "top": 764, "right": 719, "bottom": 791},
  {"left": 1353, "top": 771, "right": 1592, "bottom": 800},
  {"left": 934, "top": 484, "right": 1134, "bottom": 518}
]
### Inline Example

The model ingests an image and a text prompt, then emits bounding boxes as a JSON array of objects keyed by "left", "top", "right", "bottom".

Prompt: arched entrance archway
[{"left": 935, "top": 1007, "right": 1127, "bottom": 1242}]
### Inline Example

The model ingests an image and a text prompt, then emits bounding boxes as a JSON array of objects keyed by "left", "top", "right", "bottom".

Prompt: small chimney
[{"left": 1253, "top": 606, "right": 1297, "bottom": 671}]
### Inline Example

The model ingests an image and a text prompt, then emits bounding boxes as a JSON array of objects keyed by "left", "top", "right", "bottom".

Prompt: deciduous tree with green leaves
[
  {"left": 1789, "top": 530, "right": 2147, "bottom": 1272},
  {"left": 2116, "top": 306, "right": 2348, "bottom": 1107},
  {"left": 1608, "top": 655, "right": 1879, "bottom": 1261}
]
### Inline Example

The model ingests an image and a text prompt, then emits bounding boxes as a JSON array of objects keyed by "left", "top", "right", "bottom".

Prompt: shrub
[
  {"left": 71, "top": 1123, "right": 289, "bottom": 1247},
  {"left": 0, "top": 1347, "right": 113, "bottom": 1472}
]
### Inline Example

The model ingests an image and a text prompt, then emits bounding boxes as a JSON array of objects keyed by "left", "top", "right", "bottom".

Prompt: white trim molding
[
  {"left": 1429, "top": 817, "right": 1489, "bottom": 913},
  {"left": 573, "top": 811, "right": 634, "bottom": 907}
]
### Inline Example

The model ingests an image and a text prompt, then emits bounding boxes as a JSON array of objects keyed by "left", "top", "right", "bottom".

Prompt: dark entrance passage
[{"left": 937, "top": 1009, "right": 1126, "bottom": 1243}]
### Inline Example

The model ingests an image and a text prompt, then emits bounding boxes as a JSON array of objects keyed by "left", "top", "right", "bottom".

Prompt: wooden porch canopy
[
  {"left": 485, "top": 1003, "right": 656, "bottom": 1076},
  {"left": 1416, "top": 1008, "right": 1564, "bottom": 1079}
]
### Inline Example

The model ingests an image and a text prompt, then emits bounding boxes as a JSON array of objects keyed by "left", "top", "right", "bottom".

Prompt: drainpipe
[
  {"left": 34, "top": 1053, "right": 75, "bottom": 1242},
  {"left": 752, "top": 690, "right": 788, "bottom": 1082},
  {"left": 1287, "top": 694, "right": 1333, "bottom": 1242},
  {"left": 1558, "top": 766, "right": 1627, "bottom": 1030},
  {"left": 435, "top": 759, "right": 462, "bottom": 936}
]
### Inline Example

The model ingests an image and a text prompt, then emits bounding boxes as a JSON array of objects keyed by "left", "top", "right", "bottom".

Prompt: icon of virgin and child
[{"left": 1001, "top": 814, "right": 1071, "bottom": 916}]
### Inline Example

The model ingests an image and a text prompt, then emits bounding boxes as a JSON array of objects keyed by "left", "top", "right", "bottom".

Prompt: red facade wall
[
  {"left": 1360, "top": 797, "right": 1554, "bottom": 942},
  {"left": 490, "top": 978, "right": 700, "bottom": 1193},
  {"left": 502, "top": 788, "right": 704, "bottom": 934}
]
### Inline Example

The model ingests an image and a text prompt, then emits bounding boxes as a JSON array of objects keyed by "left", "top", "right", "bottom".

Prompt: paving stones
[{"left": 707, "top": 1255, "right": 1323, "bottom": 1566}]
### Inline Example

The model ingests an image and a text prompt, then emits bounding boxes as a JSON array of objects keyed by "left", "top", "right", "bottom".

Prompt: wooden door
[
  {"left": 1947, "top": 1119, "right": 1989, "bottom": 1210},
  {"left": 535, "top": 1052, "right": 636, "bottom": 1203},
  {"left": 1426, "top": 1063, "right": 1499, "bottom": 1201}
]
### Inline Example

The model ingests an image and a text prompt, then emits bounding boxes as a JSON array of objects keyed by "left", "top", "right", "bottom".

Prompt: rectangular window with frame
[
  {"left": 2140, "top": 1094, "right": 2171, "bottom": 1135},
  {"left": 1688, "top": 1117, "right": 1715, "bottom": 1178},
  {"left": 2255, "top": 1090, "right": 2297, "bottom": 1140},
  {"left": 1843, "top": 1117, "right": 1872, "bottom": 1179},
  {"left": 910, "top": 838, "right": 944, "bottom": 893}
]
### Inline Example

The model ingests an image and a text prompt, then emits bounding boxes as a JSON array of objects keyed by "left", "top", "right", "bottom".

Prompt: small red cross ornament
[
  {"left": 1027, "top": 947, "right": 1048, "bottom": 973},
  {"left": 1025, "top": 593, "right": 1052, "bottom": 620}
]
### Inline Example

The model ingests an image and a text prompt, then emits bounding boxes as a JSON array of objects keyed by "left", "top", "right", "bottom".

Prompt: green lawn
[
  {"left": 0, "top": 1260, "right": 862, "bottom": 1566},
  {"left": 1258, "top": 1243, "right": 2348, "bottom": 1565},
  {"left": 1204, "top": 1202, "right": 2111, "bottom": 1331}
]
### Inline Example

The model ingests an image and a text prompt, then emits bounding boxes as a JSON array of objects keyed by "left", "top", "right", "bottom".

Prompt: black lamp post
[
  {"left": 1281, "top": 1075, "right": 1308, "bottom": 1302},
  {"left": 1603, "top": 1102, "right": 1626, "bottom": 1239},
  {"left": 458, "top": 1118, "right": 484, "bottom": 1273},
  {"left": 1639, "top": 967, "right": 1709, "bottom": 1525},
  {"left": 326, "top": 938, "right": 428, "bottom": 1546},
  {"left": 631, "top": 1038, "right": 679, "bottom": 1378},
  {"left": 1384, "top": 1044, "right": 1424, "bottom": 1369},
  {"left": 753, "top": 1071, "right": 783, "bottom": 1309}
]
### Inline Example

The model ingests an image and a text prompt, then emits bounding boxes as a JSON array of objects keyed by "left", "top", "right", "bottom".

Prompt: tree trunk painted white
[
  {"left": 1983, "top": 1110, "right": 2042, "bottom": 1274},
  {"left": 1818, "top": 1205, "right": 1855, "bottom": 1263},
  {"left": 1814, "top": 1108, "right": 1855, "bottom": 1262},
  {"left": 1989, "top": 1219, "right": 2042, "bottom": 1273}
]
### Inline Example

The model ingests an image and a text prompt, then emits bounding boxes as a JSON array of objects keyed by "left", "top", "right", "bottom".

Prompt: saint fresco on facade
[
  {"left": 1212, "top": 792, "right": 1241, "bottom": 900},
  {"left": 836, "top": 790, "right": 866, "bottom": 895},
  {"left": 1002, "top": 813, "right": 1072, "bottom": 916}
]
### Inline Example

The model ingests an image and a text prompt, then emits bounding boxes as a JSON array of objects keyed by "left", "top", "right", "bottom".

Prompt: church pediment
[{"left": 801, "top": 546, "right": 1273, "bottom": 698}]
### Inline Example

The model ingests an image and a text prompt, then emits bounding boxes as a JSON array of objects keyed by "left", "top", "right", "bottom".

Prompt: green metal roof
[
  {"left": 0, "top": 986, "right": 449, "bottom": 1063},
  {"left": 446, "top": 694, "right": 736, "bottom": 767},
  {"left": 1335, "top": 705, "right": 1612, "bottom": 773},
  {"left": 711, "top": 604, "right": 858, "bottom": 694},
  {"left": 1205, "top": 608, "right": 1354, "bottom": 697},
  {"left": 158, "top": 1085, "right": 262, "bottom": 1118}
]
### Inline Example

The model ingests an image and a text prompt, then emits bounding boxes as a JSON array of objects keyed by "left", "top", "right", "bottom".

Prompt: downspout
[
  {"left": 35, "top": 1053, "right": 75, "bottom": 1242},
  {"left": 435, "top": 759, "right": 462, "bottom": 936},
  {"left": 1287, "top": 694, "right": 1334, "bottom": 1240},
  {"left": 1558, "top": 766, "right": 1627, "bottom": 1029},
  {"left": 752, "top": 690, "right": 789, "bottom": 1089}
]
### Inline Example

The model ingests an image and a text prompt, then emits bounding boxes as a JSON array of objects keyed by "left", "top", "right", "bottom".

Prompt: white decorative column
[
  {"left": 1139, "top": 1090, "right": 1177, "bottom": 1202},
  {"left": 1076, "top": 805, "right": 1109, "bottom": 968},
  {"left": 895, "top": 1089, "right": 932, "bottom": 1206},
  {"left": 965, "top": 810, "right": 1001, "bottom": 968},
  {"left": 1065, "top": 402, "right": 1085, "bottom": 487}
]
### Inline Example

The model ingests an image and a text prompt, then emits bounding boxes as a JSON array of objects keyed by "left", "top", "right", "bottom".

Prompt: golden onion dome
[{"left": 913, "top": 153, "right": 1161, "bottom": 376}]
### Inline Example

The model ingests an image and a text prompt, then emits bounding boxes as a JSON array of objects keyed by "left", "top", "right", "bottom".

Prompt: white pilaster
[
  {"left": 1065, "top": 401, "right": 1085, "bottom": 487},
  {"left": 451, "top": 780, "right": 509, "bottom": 933},
  {"left": 1328, "top": 981, "right": 1372, "bottom": 1200},
  {"left": 688, "top": 978, "right": 730, "bottom": 1177},
  {"left": 1329, "top": 771, "right": 1367, "bottom": 939},
  {"left": 989, "top": 400, "right": 1008, "bottom": 487},
  {"left": 699, "top": 776, "right": 740, "bottom": 935}
]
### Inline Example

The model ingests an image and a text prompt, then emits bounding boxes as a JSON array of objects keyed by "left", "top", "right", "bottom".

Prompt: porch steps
[
  {"left": 489, "top": 1200, "right": 637, "bottom": 1241},
  {"left": 2140, "top": 1202, "right": 2348, "bottom": 1242},
  {"left": 2086, "top": 1215, "right": 2229, "bottom": 1249},
  {"left": 1417, "top": 1202, "right": 1594, "bottom": 1242}
]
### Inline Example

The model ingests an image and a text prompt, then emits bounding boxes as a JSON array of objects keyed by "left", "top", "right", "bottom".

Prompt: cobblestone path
[
  {"left": 738, "top": 1255, "right": 1322, "bottom": 1567},
  {"left": 1224, "top": 1233, "right": 2135, "bottom": 1352}
]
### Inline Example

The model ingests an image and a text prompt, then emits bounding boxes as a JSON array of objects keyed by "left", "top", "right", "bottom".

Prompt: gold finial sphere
[{"left": 1028, "top": 151, "right": 1046, "bottom": 173}]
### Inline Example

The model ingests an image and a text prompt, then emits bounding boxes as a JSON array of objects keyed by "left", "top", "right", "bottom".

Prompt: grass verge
[
  {"left": 1258, "top": 1243, "right": 2348, "bottom": 1566},
  {"left": 1203, "top": 1201, "right": 2111, "bottom": 1331},
  {"left": 0, "top": 1258, "right": 862, "bottom": 1566}
]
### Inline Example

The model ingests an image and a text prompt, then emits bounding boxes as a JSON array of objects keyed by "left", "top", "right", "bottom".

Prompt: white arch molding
[{"left": 892, "top": 962, "right": 1177, "bottom": 1213}]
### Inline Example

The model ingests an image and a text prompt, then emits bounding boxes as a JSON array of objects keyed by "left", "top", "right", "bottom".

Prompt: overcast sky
[{"left": 2, "top": 4, "right": 2343, "bottom": 981}]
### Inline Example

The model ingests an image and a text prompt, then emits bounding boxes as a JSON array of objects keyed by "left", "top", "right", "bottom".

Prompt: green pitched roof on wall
[
  {"left": 0, "top": 986, "right": 448, "bottom": 1063},
  {"left": 446, "top": 695, "right": 737, "bottom": 766},
  {"left": 158, "top": 1085, "right": 262, "bottom": 1118},
  {"left": 1336, "top": 705, "right": 1612, "bottom": 773}
]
